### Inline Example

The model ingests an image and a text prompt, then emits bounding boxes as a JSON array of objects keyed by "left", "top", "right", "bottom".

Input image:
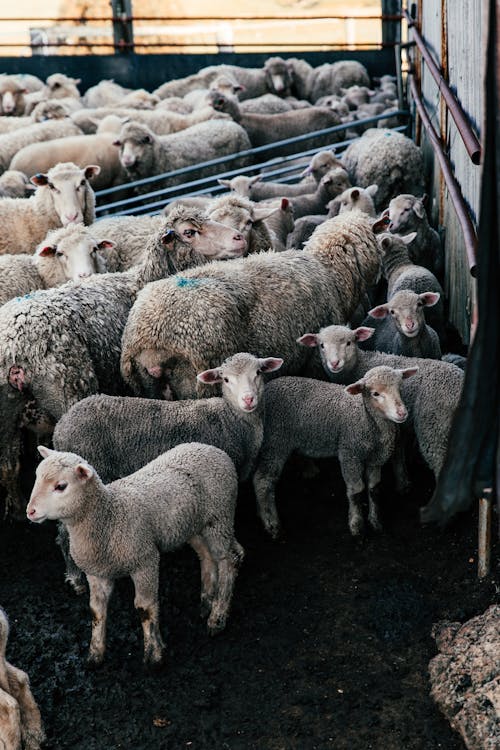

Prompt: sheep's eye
[
  {"left": 55, "top": 251, "right": 63, "bottom": 258},
  {"left": 320, "top": 343, "right": 324, "bottom": 349},
  {"left": 371, "top": 391, "right": 379, "bottom": 398},
  {"left": 183, "top": 229, "right": 196, "bottom": 237},
  {"left": 417, "top": 301, "right": 423, "bottom": 307},
  {"left": 223, "top": 377, "right": 229, "bottom": 383},
  {"left": 52, "top": 82, "right": 61, "bottom": 89},
  {"left": 80, "top": 179, "right": 86, "bottom": 187},
  {"left": 54, "top": 481, "right": 67, "bottom": 491},
  {"left": 390, "top": 309, "right": 395, "bottom": 315},
  {"left": 48, "top": 182, "right": 55, "bottom": 190},
  {"left": 346, "top": 341, "right": 351, "bottom": 347}
]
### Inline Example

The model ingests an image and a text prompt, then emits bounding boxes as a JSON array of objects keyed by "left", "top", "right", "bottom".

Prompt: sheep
[
  {"left": 183, "top": 74, "right": 244, "bottom": 110},
  {"left": 0, "top": 224, "right": 111, "bottom": 305},
  {"left": 309, "top": 60, "right": 371, "bottom": 102},
  {"left": 302, "top": 149, "right": 345, "bottom": 182},
  {"left": 240, "top": 94, "right": 296, "bottom": 115},
  {"left": 208, "top": 91, "right": 342, "bottom": 152},
  {"left": 287, "top": 168, "right": 352, "bottom": 219},
  {"left": 71, "top": 103, "right": 228, "bottom": 136},
  {"left": 153, "top": 64, "right": 267, "bottom": 101},
  {"left": 340, "top": 85, "right": 372, "bottom": 109},
  {"left": 27, "top": 444, "right": 244, "bottom": 666},
  {"left": 0, "top": 162, "right": 98, "bottom": 255},
  {"left": 286, "top": 214, "right": 327, "bottom": 249},
  {"left": 378, "top": 231, "right": 446, "bottom": 344},
  {"left": 342, "top": 129, "right": 426, "bottom": 211},
  {"left": 366, "top": 290, "right": 443, "bottom": 359},
  {"left": 262, "top": 57, "right": 295, "bottom": 97},
  {"left": 0, "top": 74, "right": 27, "bottom": 116},
  {"left": 23, "top": 73, "right": 82, "bottom": 115},
  {"left": 386, "top": 193, "right": 444, "bottom": 277},
  {"left": 94, "top": 204, "right": 247, "bottom": 270},
  {"left": 282, "top": 57, "right": 315, "bottom": 101},
  {"left": 262, "top": 197, "right": 295, "bottom": 252},
  {"left": 0, "top": 101, "right": 72, "bottom": 134},
  {"left": 206, "top": 194, "right": 279, "bottom": 254},
  {"left": 326, "top": 184, "right": 378, "bottom": 218},
  {"left": 113, "top": 120, "right": 251, "bottom": 193},
  {"left": 0, "top": 216, "right": 241, "bottom": 514},
  {"left": 253, "top": 365, "right": 416, "bottom": 539},
  {"left": 119, "top": 211, "right": 381, "bottom": 401},
  {"left": 0, "top": 607, "right": 45, "bottom": 750},
  {"left": 82, "top": 79, "right": 131, "bottom": 107},
  {"left": 218, "top": 172, "right": 317, "bottom": 201},
  {"left": 298, "top": 323, "right": 464, "bottom": 483},
  {"left": 0, "top": 118, "right": 82, "bottom": 174},
  {"left": 0, "top": 170, "right": 35, "bottom": 198},
  {"left": 119, "top": 88, "right": 160, "bottom": 109},
  {"left": 10, "top": 127, "right": 129, "bottom": 191},
  {"left": 155, "top": 96, "right": 192, "bottom": 114}
]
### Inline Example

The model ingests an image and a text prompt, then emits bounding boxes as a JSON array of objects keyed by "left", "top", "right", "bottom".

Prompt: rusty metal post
[
  {"left": 478, "top": 488, "right": 493, "bottom": 578},
  {"left": 382, "top": 0, "right": 402, "bottom": 45},
  {"left": 111, "top": 0, "right": 134, "bottom": 53}
]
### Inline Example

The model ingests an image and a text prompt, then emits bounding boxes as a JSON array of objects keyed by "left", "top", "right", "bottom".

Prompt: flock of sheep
[{"left": 0, "top": 56, "right": 466, "bottom": 749}]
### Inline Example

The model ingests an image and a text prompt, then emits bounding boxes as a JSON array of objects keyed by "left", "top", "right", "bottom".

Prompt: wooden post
[
  {"left": 111, "top": 0, "right": 134, "bottom": 54},
  {"left": 382, "top": 0, "right": 402, "bottom": 46},
  {"left": 478, "top": 488, "right": 493, "bottom": 579}
]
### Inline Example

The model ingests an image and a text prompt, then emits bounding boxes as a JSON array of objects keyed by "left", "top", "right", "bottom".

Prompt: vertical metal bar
[
  {"left": 111, "top": 0, "right": 134, "bottom": 53},
  {"left": 478, "top": 489, "right": 493, "bottom": 579},
  {"left": 382, "top": 0, "right": 402, "bottom": 45}
]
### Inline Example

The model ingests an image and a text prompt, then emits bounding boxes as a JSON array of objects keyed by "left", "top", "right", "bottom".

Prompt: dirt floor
[{"left": 0, "top": 454, "right": 498, "bottom": 750}]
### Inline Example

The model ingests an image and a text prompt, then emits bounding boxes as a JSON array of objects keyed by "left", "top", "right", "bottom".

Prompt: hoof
[
  {"left": 349, "top": 518, "right": 365, "bottom": 538},
  {"left": 207, "top": 616, "right": 226, "bottom": 636},
  {"left": 67, "top": 577, "right": 86, "bottom": 596},
  {"left": 144, "top": 656, "right": 165, "bottom": 674},
  {"left": 86, "top": 653, "right": 104, "bottom": 670},
  {"left": 368, "top": 517, "right": 383, "bottom": 533}
]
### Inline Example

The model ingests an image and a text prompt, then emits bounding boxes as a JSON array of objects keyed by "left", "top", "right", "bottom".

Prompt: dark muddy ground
[{"left": 1, "top": 454, "right": 498, "bottom": 750}]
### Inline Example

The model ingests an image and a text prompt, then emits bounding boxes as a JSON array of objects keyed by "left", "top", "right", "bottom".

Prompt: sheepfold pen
[{"left": 0, "top": 2, "right": 498, "bottom": 750}]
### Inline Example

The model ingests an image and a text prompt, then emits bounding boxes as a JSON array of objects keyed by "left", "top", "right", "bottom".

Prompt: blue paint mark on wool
[{"left": 176, "top": 276, "right": 207, "bottom": 289}]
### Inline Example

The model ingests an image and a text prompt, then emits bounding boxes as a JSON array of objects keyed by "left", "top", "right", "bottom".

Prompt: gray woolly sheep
[
  {"left": 119, "top": 212, "right": 381, "bottom": 401},
  {"left": 154, "top": 64, "right": 267, "bottom": 101},
  {"left": 218, "top": 172, "right": 317, "bottom": 201},
  {"left": 0, "top": 170, "right": 35, "bottom": 198},
  {"left": 82, "top": 80, "right": 132, "bottom": 108},
  {"left": 262, "top": 197, "right": 295, "bottom": 252},
  {"left": 282, "top": 57, "right": 315, "bottom": 101},
  {"left": 0, "top": 220, "right": 232, "bottom": 514},
  {"left": 0, "top": 607, "right": 45, "bottom": 750},
  {"left": 342, "top": 129, "right": 426, "bottom": 211},
  {"left": 328, "top": 185, "right": 378, "bottom": 217},
  {"left": 240, "top": 94, "right": 295, "bottom": 115},
  {"left": 298, "top": 324, "right": 464, "bottom": 483},
  {"left": 253, "top": 366, "right": 416, "bottom": 538},
  {"left": 387, "top": 193, "right": 444, "bottom": 277},
  {"left": 0, "top": 118, "right": 82, "bottom": 174},
  {"left": 378, "top": 231, "right": 446, "bottom": 344},
  {"left": 340, "top": 85, "right": 372, "bottom": 109},
  {"left": 72, "top": 103, "right": 229, "bottom": 136},
  {"left": 183, "top": 74, "right": 244, "bottom": 111},
  {"left": 0, "top": 224, "right": 111, "bottom": 305},
  {"left": 0, "top": 75, "right": 27, "bottom": 116},
  {"left": 288, "top": 168, "right": 352, "bottom": 219},
  {"left": 113, "top": 120, "right": 251, "bottom": 193},
  {"left": 27, "top": 444, "right": 244, "bottom": 665},
  {"left": 302, "top": 149, "right": 345, "bottom": 182},
  {"left": 366, "top": 290, "right": 443, "bottom": 359},
  {"left": 207, "top": 194, "right": 278, "bottom": 254},
  {"left": 0, "top": 162, "right": 98, "bottom": 255},
  {"left": 309, "top": 60, "right": 370, "bottom": 102},
  {"left": 286, "top": 214, "right": 327, "bottom": 249},
  {"left": 263, "top": 57, "right": 295, "bottom": 97}
]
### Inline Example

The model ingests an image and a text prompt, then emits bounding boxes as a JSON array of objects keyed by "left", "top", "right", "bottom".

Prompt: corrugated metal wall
[{"left": 418, "top": 0, "right": 483, "bottom": 343}]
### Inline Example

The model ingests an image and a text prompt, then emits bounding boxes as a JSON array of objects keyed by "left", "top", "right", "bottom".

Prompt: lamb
[
  {"left": 0, "top": 162, "right": 98, "bottom": 255},
  {"left": 298, "top": 324, "right": 464, "bottom": 482},
  {"left": 327, "top": 184, "right": 378, "bottom": 218},
  {"left": 286, "top": 214, "right": 327, "bottom": 249},
  {"left": 119, "top": 211, "right": 381, "bottom": 400},
  {"left": 366, "top": 290, "right": 443, "bottom": 359},
  {"left": 82, "top": 79, "right": 132, "bottom": 108},
  {"left": 282, "top": 57, "right": 315, "bottom": 101},
  {"left": 0, "top": 170, "right": 35, "bottom": 198},
  {"left": 0, "top": 217, "right": 242, "bottom": 513},
  {"left": 119, "top": 88, "right": 160, "bottom": 109},
  {"left": 218, "top": 173, "right": 318, "bottom": 201},
  {"left": 153, "top": 64, "right": 267, "bottom": 101},
  {"left": 240, "top": 94, "right": 297, "bottom": 115},
  {"left": 113, "top": 120, "right": 251, "bottom": 193},
  {"left": 207, "top": 194, "right": 278, "bottom": 254},
  {"left": 23, "top": 73, "right": 82, "bottom": 114},
  {"left": 0, "top": 100, "right": 69, "bottom": 134},
  {"left": 27, "top": 444, "right": 244, "bottom": 666},
  {"left": 0, "top": 118, "right": 82, "bottom": 173},
  {"left": 72, "top": 103, "right": 228, "bottom": 135},
  {"left": 288, "top": 168, "right": 352, "bottom": 219},
  {"left": 309, "top": 60, "right": 371, "bottom": 102},
  {"left": 378, "top": 231, "right": 446, "bottom": 344},
  {"left": 340, "top": 85, "right": 372, "bottom": 109},
  {"left": 341, "top": 128, "right": 426, "bottom": 211},
  {"left": 302, "top": 149, "right": 345, "bottom": 182},
  {"left": 0, "top": 224, "right": 111, "bottom": 305},
  {"left": 208, "top": 91, "right": 342, "bottom": 152},
  {"left": 253, "top": 366, "right": 416, "bottom": 539},
  {"left": 387, "top": 193, "right": 444, "bottom": 277},
  {"left": 0, "top": 607, "right": 45, "bottom": 750},
  {"left": 183, "top": 74, "right": 244, "bottom": 110},
  {"left": 0, "top": 74, "right": 28, "bottom": 116},
  {"left": 262, "top": 197, "right": 295, "bottom": 252}
]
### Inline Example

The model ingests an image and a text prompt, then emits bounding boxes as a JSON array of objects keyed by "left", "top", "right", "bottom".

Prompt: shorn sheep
[
  {"left": 120, "top": 212, "right": 381, "bottom": 400},
  {"left": 253, "top": 366, "right": 416, "bottom": 539},
  {"left": 0, "top": 607, "right": 45, "bottom": 750},
  {"left": 27, "top": 445, "right": 244, "bottom": 666},
  {"left": 0, "top": 162, "right": 98, "bottom": 255}
]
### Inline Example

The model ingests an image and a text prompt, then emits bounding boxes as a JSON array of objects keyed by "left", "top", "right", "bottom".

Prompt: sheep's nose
[
  {"left": 78, "top": 271, "right": 91, "bottom": 279},
  {"left": 65, "top": 213, "right": 79, "bottom": 223},
  {"left": 233, "top": 232, "right": 244, "bottom": 242},
  {"left": 405, "top": 317, "right": 416, "bottom": 330},
  {"left": 242, "top": 394, "right": 255, "bottom": 408},
  {"left": 27, "top": 507, "right": 36, "bottom": 518},
  {"left": 396, "top": 405, "right": 407, "bottom": 420},
  {"left": 330, "top": 360, "right": 340, "bottom": 370}
]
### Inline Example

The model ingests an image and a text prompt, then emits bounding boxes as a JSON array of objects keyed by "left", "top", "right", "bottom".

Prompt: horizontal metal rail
[
  {"left": 0, "top": 15, "right": 403, "bottom": 23},
  {"left": 0, "top": 42, "right": 397, "bottom": 50},
  {"left": 409, "top": 76, "right": 477, "bottom": 275},
  {"left": 405, "top": 9, "right": 481, "bottom": 164}
]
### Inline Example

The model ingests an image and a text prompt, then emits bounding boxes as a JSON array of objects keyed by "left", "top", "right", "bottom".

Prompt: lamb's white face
[
  {"left": 173, "top": 219, "right": 247, "bottom": 258},
  {"left": 26, "top": 452, "right": 93, "bottom": 523},
  {"left": 32, "top": 165, "right": 99, "bottom": 227},
  {"left": 36, "top": 233, "right": 110, "bottom": 283},
  {"left": 197, "top": 355, "right": 283, "bottom": 413}
]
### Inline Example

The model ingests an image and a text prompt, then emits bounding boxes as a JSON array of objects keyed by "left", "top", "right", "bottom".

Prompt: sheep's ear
[
  {"left": 419, "top": 292, "right": 440, "bottom": 307},
  {"left": 380, "top": 235, "right": 392, "bottom": 250},
  {"left": 37, "top": 446, "right": 53, "bottom": 459},
  {"left": 161, "top": 229, "right": 177, "bottom": 246},
  {"left": 327, "top": 198, "right": 340, "bottom": 217},
  {"left": 353, "top": 327, "right": 375, "bottom": 341},
  {"left": 350, "top": 188, "right": 360, "bottom": 200},
  {"left": 372, "top": 215, "right": 390, "bottom": 234},
  {"left": 297, "top": 333, "right": 319, "bottom": 348},
  {"left": 300, "top": 165, "right": 312, "bottom": 177},
  {"left": 233, "top": 83, "right": 245, "bottom": 93},
  {"left": 401, "top": 231, "right": 417, "bottom": 245},
  {"left": 413, "top": 199, "right": 426, "bottom": 218},
  {"left": 249, "top": 174, "right": 262, "bottom": 186},
  {"left": 75, "top": 463, "right": 93, "bottom": 481},
  {"left": 280, "top": 197, "right": 290, "bottom": 210},
  {"left": 217, "top": 179, "right": 231, "bottom": 188},
  {"left": 8, "top": 364, "right": 26, "bottom": 392},
  {"left": 366, "top": 184, "right": 378, "bottom": 196},
  {"left": 258, "top": 357, "right": 283, "bottom": 373},
  {"left": 30, "top": 173, "right": 49, "bottom": 187},
  {"left": 37, "top": 244, "right": 56, "bottom": 257},
  {"left": 97, "top": 239, "right": 115, "bottom": 251},
  {"left": 197, "top": 368, "right": 222, "bottom": 384},
  {"left": 84, "top": 164, "right": 101, "bottom": 180},
  {"left": 345, "top": 380, "right": 364, "bottom": 395},
  {"left": 73, "top": 78, "right": 82, "bottom": 85},
  {"left": 253, "top": 205, "right": 279, "bottom": 222},
  {"left": 421, "top": 193, "right": 428, "bottom": 205},
  {"left": 112, "top": 139, "right": 122, "bottom": 147},
  {"left": 399, "top": 367, "right": 419, "bottom": 380},
  {"left": 369, "top": 304, "right": 389, "bottom": 319}
]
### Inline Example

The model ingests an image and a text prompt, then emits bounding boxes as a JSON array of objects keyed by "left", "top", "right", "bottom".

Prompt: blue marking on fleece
[{"left": 175, "top": 276, "right": 208, "bottom": 289}]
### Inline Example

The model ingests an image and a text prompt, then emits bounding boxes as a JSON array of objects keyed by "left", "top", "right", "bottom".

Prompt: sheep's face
[
  {"left": 31, "top": 164, "right": 100, "bottom": 227},
  {"left": 298, "top": 325, "right": 373, "bottom": 375},
  {"left": 0, "top": 84, "right": 26, "bottom": 116},
  {"left": 27, "top": 448, "right": 94, "bottom": 523},
  {"left": 35, "top": 232, "right": 112, "bottom": 283},
  {"left": 45, "top": 74, "right": 81, "bottom": 100},
  {"left": 346, "top": 366, "right": 416, "bottom": 423},
  {"left": 197, "top": 353, "right": 283, "bottom": 413},
  {"left": 369, "top": 291, "right": 440, "bottom": 339},
  {"left": 388, "top": 195, "right": 427, "bottom": 233},
  {"left": 306, "top": 151, "right": 343, "bottom": 183},
  {"left": 321, "top": 169, "right": 352, "bottom": 198},
  {"left": 168, "top": 218, "right": 247, "bottom": 259},
  {"left": 264, "top": 58, "right": 293, "bottom": 96}
]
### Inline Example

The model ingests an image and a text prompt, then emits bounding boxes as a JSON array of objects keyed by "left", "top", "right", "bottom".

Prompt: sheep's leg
[
  {"left": 253, "top": 456, "right": 288, "bottom": 539},
  {"left": 366, "top": 465, "right": 383, "bottom": 532},
  {"left": 202, "top": 530, "right": 243, "bottom": 636},
  {"left": 1, "top": 461, "right": 23, "bottom": 520},
  {"left": 189, "top": 535, "right": 218, "bottom": 618},
  {"left": 0, "top": 687, "right": 21, "bottom": 750},
  {"left": 131, "top": 564, "right": 165, "bottom": 666},
  {"left": 339, "top": 454, "right": 365, "bottom": 536},
  {"left": 6, "top": 664, "right": 45, "bottom": 750},
  {"left": 56, "top": 523, "right": 86, "bottom": 595},
  {"left": 86, "top": 575, "right": 114, "bottom": 666},
  {"left": 391, "top": 430, "right": 411, "bottom": 493}
]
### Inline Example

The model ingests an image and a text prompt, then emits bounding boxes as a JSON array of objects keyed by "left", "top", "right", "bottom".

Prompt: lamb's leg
[
  {"left": 189, "top": 535, "right": 218, "bottom": 618},
  {"left": 86, "top": 575, "right": 114, "bottom": 666},
  {"left": 202, "top": 529, "right": 244, "bottom": 636},
  {"left": 6, "top": 664, "right": 45, "bottom": 750},
  {"left": 0, "top": 687, "right": 21, "bottom": 750},
  {"left": 339, "top": 454, "right": 365, "bottom": 536},
  {"left": 253, "top": 455, "right": 289, "bottom": 539},
  {"left": 366, "top": 464, "right": 383, "bottom": 532},
  {"left": 391, "top": 429, "right": 411, "bottom": 493},
  {"left": 56, "top": 523, "right": 86, "bottom": 595},
  {"left": 131, "top": 564, "right": 165, "bottom": 666}
]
